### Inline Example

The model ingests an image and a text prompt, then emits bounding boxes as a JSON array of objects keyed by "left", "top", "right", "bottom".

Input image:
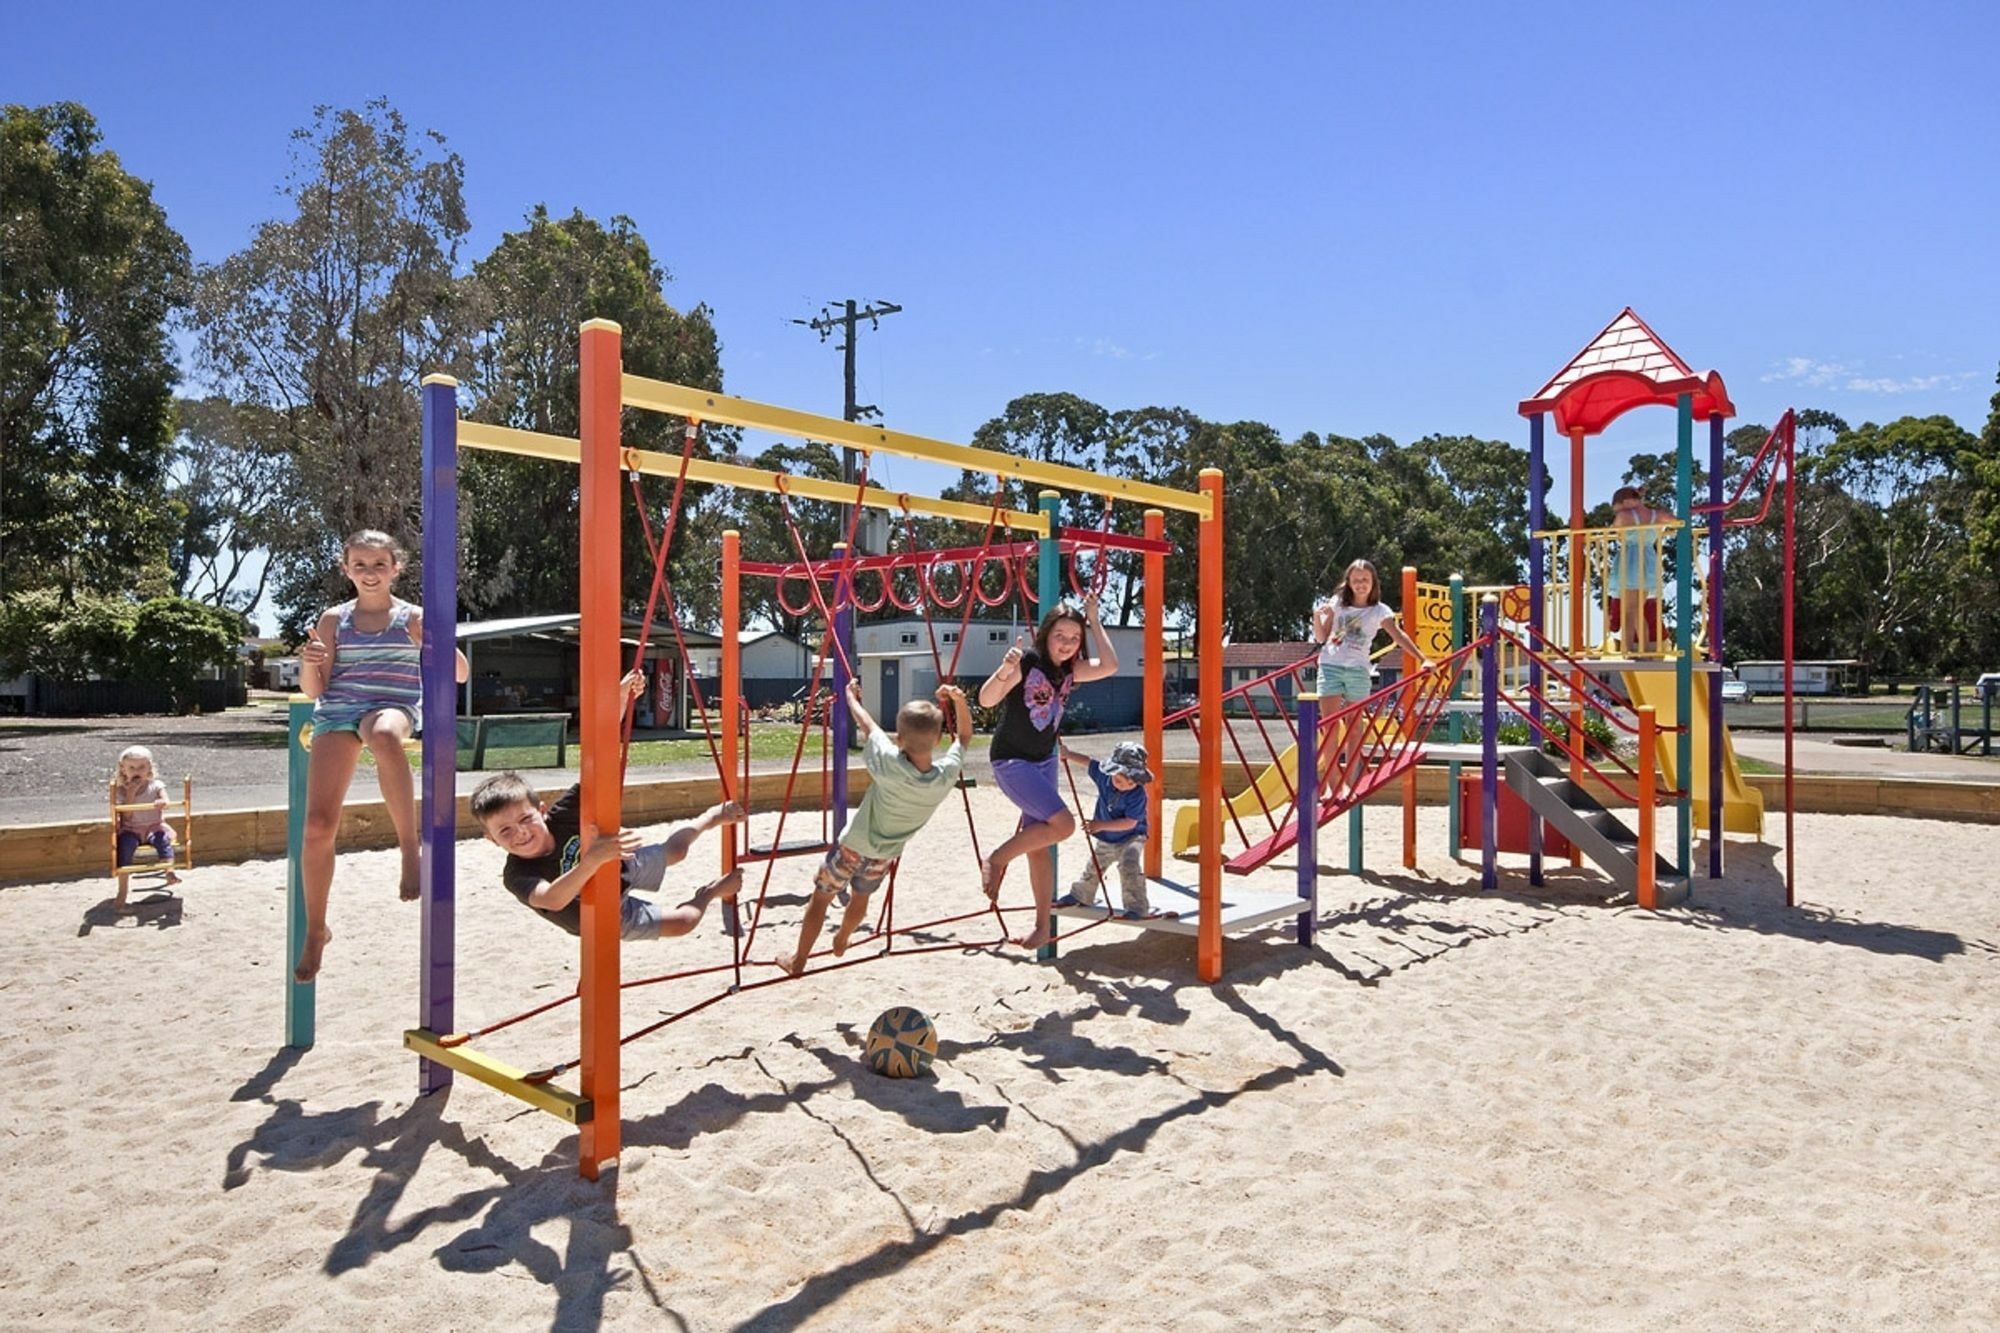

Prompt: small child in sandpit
[
  {"left": 111, "top": 744, "right": 181, "bottom": 905},
  {"left": 1054, "top": 740, "right": 1165, "bottom": 920},
  {"left": 778, "top": 679, "right": 970, "bottom": 976}
]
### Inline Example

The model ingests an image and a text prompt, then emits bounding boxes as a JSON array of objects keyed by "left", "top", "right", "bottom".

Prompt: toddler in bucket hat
[{"left": 1056, "top": 740, "right": 1166, "bottom": 919}]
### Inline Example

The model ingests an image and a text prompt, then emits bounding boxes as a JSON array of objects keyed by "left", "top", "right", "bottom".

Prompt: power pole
[{"left": 793, "top": 299, "right": 901, "bottom": 548}]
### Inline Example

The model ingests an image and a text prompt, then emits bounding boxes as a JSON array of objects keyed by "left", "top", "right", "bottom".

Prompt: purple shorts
[{"left": 991, "top": 754, "right": 1066, "bottom": 825}]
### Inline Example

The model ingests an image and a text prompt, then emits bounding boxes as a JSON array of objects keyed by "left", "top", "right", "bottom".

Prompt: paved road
[{"left": 1731, "top": 732, "right": 2000, "bottom": 782}]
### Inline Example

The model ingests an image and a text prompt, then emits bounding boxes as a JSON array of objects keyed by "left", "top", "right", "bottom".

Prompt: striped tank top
[{"left": 311, "top": 598, "right": 425, "bottom": 732}]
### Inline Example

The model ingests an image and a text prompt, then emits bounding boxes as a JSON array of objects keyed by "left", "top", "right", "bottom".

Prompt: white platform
[
  {"left": 1051, "top": 875, "right": 1307, "bottom": 938},
  {"left": 1418, "top": 742, "right": 1534, "bottom": 763}
]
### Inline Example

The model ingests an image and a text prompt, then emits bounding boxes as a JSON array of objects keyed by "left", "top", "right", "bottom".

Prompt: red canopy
[{"left": 1519, "top": 308, "right": 1734, "bottom": 437}]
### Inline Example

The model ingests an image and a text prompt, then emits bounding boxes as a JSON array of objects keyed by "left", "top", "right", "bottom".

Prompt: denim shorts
[
  {"left": 617, "top": 843, "right": 670, "bottom": 939},
  {"left": 1316, "top": 663, "right": 1372, "bottom": 703}
]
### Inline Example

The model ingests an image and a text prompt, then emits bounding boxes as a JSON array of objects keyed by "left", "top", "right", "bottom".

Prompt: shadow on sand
[{"left": 77, "top": 892, "right": 183, "bottom": 935}]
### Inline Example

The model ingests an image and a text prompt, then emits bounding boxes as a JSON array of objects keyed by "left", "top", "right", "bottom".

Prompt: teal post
[
  {"left": 1447, "top": 575, "right": 1465, "bottom": 855},
  {"left": 285, "top": 697, "right": 314, "bottom": 1049},
  {"left": 1037, "top": 491, "right": 1062, "bottom": 963},
  {"left": 1675, "top": 392, "right": 1694, "bottom": 876},
  {"left": 1348, "top": 786, "right": 1363, "bottom": 872}
]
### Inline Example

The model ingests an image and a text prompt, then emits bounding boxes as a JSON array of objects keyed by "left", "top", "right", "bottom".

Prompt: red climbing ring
[{"left": 923, "top": 556, "right": 972, "bottom": 609}]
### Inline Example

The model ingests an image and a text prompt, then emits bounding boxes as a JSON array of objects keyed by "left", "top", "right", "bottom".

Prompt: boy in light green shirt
[{"left": 778, "top": 678, "right": 971, "bottom": 975}]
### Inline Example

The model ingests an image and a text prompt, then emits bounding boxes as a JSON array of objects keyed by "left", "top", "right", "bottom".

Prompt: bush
[
  {"left": 0, "top": 590, "right": 136, "bottom": 679},
  {"left": 0, "top": 591, "right": 241, "bottom": 710},
  {"left": 128, "top": 597, "right": 245, "bottom": 707},
  {"left": 1495, "top": 709, "right": 1620, "bottom": 758}
]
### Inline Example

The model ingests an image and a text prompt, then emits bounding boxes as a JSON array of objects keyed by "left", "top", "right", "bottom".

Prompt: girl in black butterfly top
[{"left": 977, "top": 595, "right": 1120, "bottom": 949}]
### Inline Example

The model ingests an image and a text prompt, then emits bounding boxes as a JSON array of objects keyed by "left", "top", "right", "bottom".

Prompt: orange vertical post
[
  {"left": 1636, "top": 705, "right": 1657, "bottom": 909},
  {"left": 577, "top": 318, "right": 623, "bottom": 1179},
  {"left": 721, "top": 530, "right": 742, "bottom": 831},
  {"left": 1400, "top": 565, "right": 1418, "bottom": 870},
  {"left": 1143, "top": 508, "right": 1165, "bottom": 880},
  {"left": 721, "top": 530, "right": 741, "bottom": 880},
  {"left": 1197, "top": 470, "right": 1224, "bottom": 982}
]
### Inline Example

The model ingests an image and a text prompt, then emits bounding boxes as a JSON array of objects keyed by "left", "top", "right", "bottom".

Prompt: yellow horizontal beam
[
  {"left": 620, "top": 375, "right": 1215, "bottom": 520},
  {"left": 455, "top": 420, "right": 1048, "bottom": 534},
  {"left": 404, "top": 1027, "right": 592, "bottom": 1124}
]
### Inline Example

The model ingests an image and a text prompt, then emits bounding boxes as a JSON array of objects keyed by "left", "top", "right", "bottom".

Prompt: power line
[{"left": 793, "top": 299, "right": 902, "bottom": 551}]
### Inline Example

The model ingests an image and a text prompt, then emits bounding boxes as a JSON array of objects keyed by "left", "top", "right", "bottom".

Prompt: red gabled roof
[
  {"left": 1223, "top": 642, "right": 1316, "bottom": 669},
  {"left": 1518, "top": 308, "right": 1734, "bottom": 436}
]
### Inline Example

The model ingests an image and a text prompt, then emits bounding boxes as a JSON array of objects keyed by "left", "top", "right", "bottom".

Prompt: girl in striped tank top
[{"left": 296, "top": 530, "right": 468, "bottom": 982}]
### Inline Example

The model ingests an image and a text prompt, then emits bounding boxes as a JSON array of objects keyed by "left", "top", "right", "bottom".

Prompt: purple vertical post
[
  {"left": 829, "top": 542, "right": 854, "bottom": 840},
  {"left": 1707, "top": 414, "right": 1725, "bottom": 877},
  {"left": 418, "top": 374, "right": 458, "bottom": 1095},
  {"left": 1526, "top": 412, "right": 1546, "bottom": 886},
  {"left": 1296, "top": 693, "right": 1319, "bottom": 947},
  {"left": 1479, "top": 596, "right": 1499, "bottom": 892}
]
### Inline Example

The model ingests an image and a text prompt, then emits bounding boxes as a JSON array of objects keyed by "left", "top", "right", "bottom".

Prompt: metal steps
[{"left": 1503, "top": 749, "right": 1687, "bottom": 906}]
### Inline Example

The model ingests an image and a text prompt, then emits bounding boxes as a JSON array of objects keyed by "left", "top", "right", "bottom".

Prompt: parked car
[
  {"left": 1975, "top": 672, "right": 2000, "bottom": 699},
  {"left": 1720, "top": 674, "right": 1755, "bottom": 704}
]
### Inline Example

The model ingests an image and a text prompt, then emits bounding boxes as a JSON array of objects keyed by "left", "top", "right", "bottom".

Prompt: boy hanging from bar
[
  {"left": 778, "top": 678, "right": 972, "bottom": 975},
  {"left": 471, "top": 670, "right": 745, "bottom": 942}
]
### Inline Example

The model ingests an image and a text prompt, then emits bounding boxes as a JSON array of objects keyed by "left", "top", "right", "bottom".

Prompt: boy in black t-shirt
[{"left": 471, "top": 681, "right": 744, "bottom": 941}]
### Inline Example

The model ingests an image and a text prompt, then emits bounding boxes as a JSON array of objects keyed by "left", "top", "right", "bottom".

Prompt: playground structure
[
  {"left": 106, "top": 775, "right": 193, "bottom": 908},
  {"left": 386, "top": 318, "right": 1267, "bottom": 1179},
  {"left": 1171, "top": 310, "right": 1801, "bottom": 913},
  {"left": 274, "top": 308, "right": 1802, "bottom": 1180},
  {"left": 1907, "top": 681, "right": 1999, "bottom": 756}
]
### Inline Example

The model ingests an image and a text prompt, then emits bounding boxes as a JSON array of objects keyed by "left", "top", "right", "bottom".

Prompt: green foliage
[
  {"left": 1495, "top": 709, "right": 1618, "bottom": 758},
  {"left": 0, "top": 589, "right": 135, "bottom": 679},
  {"left": 947, "top": 394, "right": 1530, "bottom": 645},
  {"left": 1710, "top": 410, "right": 1997, "bottom": 677},
  {"left": 0, "top": 102, "right": 191, "bottom": 598},
  {"left": 167, "top": 395, "right": 304, "bottom": 614},
  {"left": 461, "top": 205, "right": 727, "bottom": 628},
  {"left": 1966, "top": 365, "right": 2000, "bottom": 595},
  {"left": 190, "top": 99, "right": 479, "bottom": 639},
  {"left": 127, "top": 597, "right": 244, "bottom": 702}
]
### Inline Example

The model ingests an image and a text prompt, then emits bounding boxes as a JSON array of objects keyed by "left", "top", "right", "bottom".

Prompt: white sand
[{"left": 1, "top": 790, "right": 1995, "bottom": 1330}]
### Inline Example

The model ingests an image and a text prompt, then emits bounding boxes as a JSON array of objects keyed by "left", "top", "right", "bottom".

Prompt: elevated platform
[
  {"left": 1580, "top": 657, "right": 1723, "bottom": 675},
  {"left": 1052, "top": 875, "right": 1306, "bottom": 938},
  {"left": 1418, "top": 743, "right": 1535, "bottom": 764}
]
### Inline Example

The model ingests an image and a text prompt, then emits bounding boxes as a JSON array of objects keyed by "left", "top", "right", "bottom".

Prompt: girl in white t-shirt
[{"left": 1311, "top": 560, "right": 1430, "bottom": 768}]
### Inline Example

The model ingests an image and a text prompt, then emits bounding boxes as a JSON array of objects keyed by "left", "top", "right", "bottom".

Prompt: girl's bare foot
[
  {"left": 775, "top": 952, "right": 807, "bottom": 978},
  {"left": 295, "top": 926, "right": 333, "bottom": 983},
  {"left": 981, "top": 857, "right": 1006, "bottom": 902},
  {"left": 164, "top": 871, "right": 182, "bottom": 888},
  {"left": 1014, "top": 925, "right": 1050, "bottom": 951},
  {"left": 831, "top": 921, "right": 863, "bottom": 957}
]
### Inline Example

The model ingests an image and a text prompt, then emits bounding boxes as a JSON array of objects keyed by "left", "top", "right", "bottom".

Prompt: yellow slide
[
  {"left": 1620, "top": 669, "right": 1765, "bottom": 836},
  {"left": 1172, "top": 740, "right": 1302, "bottom": 855}
]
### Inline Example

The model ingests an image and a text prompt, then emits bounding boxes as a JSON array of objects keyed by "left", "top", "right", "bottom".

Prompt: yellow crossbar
[
  {"left": 620, "top": 375, "right": 1215, "bottom": 519},
  {"left": 455, "top": 420, "right": 1048, "bottom": 533},
  {"left": 404, "top": 1028, "right": 592, "bottom": 1124}
]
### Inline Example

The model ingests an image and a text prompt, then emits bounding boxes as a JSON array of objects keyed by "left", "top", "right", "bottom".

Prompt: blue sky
[{"left": 7, "top": 2, "right": 1997, "bottom": 596}]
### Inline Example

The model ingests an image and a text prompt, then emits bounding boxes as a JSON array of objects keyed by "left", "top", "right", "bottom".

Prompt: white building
[
  {"left": 849, "top": 617, "right": 1152, "bottom": 729},
  {"left": 685, "top": 630, "right": 813, "bottom": 682}
]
